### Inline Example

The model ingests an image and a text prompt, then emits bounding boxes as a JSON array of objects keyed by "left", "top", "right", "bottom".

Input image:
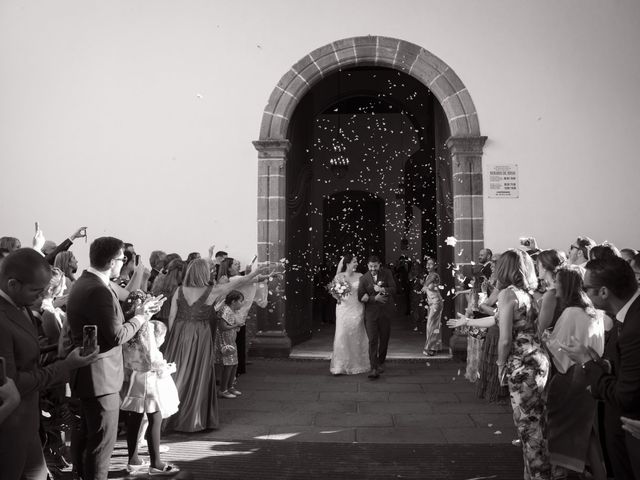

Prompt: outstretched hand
[{"left": 446, "top": 313, "right": 467, "bottom": 329}]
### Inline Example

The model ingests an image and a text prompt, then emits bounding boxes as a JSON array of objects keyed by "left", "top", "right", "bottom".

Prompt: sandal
[
  {"left": 149, "top": 463, "right": 180, "bottom": 476},
  {"left": 126, "top": 459, "right": 149, "bottom": 472}
]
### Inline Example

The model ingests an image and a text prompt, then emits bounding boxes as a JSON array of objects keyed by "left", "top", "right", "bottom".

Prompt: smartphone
[
  {"left": 135, "top": 254, "right": 141, "bottom": 266},
  {"left": 0, "top": 357, "right": 6, "bottom": 385},
  {"left": 250, "top": 254, "right": 258, "bottom": 265},
  {"left": 82, "top": 325, "right": 98, "bottom": 356}
]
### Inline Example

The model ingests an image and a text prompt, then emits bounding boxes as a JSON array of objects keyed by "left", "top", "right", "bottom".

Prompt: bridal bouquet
[{"left": 327, "top": 277, "right": 352, "bottom": 304}]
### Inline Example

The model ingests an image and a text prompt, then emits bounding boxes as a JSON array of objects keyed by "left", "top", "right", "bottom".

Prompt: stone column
[
  {"left": 446, "top": 136, "right": 487, "bottom": 357},
  {"left": 250, "top": 139, "right": 292, "bottom": 357},
  {"left": 446, "top": 136, "right": 487, "bottom": 268}
]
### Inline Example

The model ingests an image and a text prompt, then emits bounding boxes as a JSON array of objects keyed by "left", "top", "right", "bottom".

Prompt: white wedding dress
[{"left": 330, "top": 274, "right": 371, "bottom": 375}]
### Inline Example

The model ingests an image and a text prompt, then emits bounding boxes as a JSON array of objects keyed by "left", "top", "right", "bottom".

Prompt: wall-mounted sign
[{"left": 488, "top": 164, "right": 519, "bottom": 198}]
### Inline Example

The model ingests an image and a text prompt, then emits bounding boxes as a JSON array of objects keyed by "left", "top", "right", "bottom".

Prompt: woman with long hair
[
  {"left": 495, "top": 249, "right": 551, "bottom": 479},
  {"left": 151, "top": 258, "right": 186, "bottom": 324},
  {"left": 544, "top": 267, "right": 606, "bottom": 479},
  {"left": 536, "top": 249, "right": 566, "bottom": 335},
  {"left": 329, "top": 254, "right": 370, "bottom": 375},
  {"left": 422, "top": 256, "right": 443, "bottom": 356},
  {"left": 163, "top": 259, "right": 271, "bottom": 432}
]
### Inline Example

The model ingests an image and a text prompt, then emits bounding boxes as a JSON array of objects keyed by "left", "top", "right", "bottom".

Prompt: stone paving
[{"left": 187, "top": 358, "right": 517, "bottom": 445}]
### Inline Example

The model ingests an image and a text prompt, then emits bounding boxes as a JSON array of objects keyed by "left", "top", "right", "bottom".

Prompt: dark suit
[
  {"left": 357, "top": 268, "right": 396, "bottom": 370},
  {"left": 584, "top": 294, "right": 640, "bottom": 480},
  {"left": 66, "top": 270, "right": 143, "bottom": 480},
  {"left": 0, "top": 294, "right": 67, "bottom": 480}
]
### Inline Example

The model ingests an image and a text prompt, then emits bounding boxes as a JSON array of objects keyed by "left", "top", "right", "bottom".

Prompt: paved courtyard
[{"left": 70, "top": 358, "right": 525, "bottom": 479}]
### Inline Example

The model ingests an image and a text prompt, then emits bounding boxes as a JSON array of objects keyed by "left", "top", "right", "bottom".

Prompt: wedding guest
[
  {"left": 422, "top": 257, "right": 443, "bottom": 356},
  {"left": 39, "top": 267, "right": 68, "bottom": 364},
  {"left": 215, "top": 290, "right": 247, "bottom": 398},
  {"left": 544, "top": 267, "right": 606, "bottom": 479},
  {"left": 536, "top": 249, "right": 566, "bottom": 335},
  {"left": 121, "top": 319, "right": 179, "bottom": 475},
  {"left": 163, "top": 259, "right": 269, "bottom": 432},
  {"left": 561, "top": 256, "right": 640, "bottom": 480},
  {"left": 217, "top": 257, "right": 250, "bottom": 375},
  {"left": 186, "top": 252, "right": 201, "bottom": 265},
  {"left": 41, "top": 225, "right": 87, "bottom": 265},
  {"left": 54, "top": 250, "right": 78, "bottom": 289},
  {"left": 568, "top": 236, "right": 596, "bottom": 276},
  {"left": 447, "top": 285, "right": 507, "bottom": 403},
  {"left": 0, "top": 248, "right": 99, "bottom": 480},
  {"left": 0, "top": 236, "right": 21, "bottom": 251},
  {"left": 66, "top": 237, "right": 163, "bottom": 480},
  {"left": 211, "top": 250, "right": 228, "bottom": 283},
  {"left": 496, "top": 249, "right": 551, "bottom": 479},
  {"left": 147, "top": 250, "right": 167, "bottom": 292},
  {"left": 620, "top": 248, "right": 638, "bottom": 264},
  {"left": 589, "top": 242, "right": 621, "bottom": 261},
  {"left": 151, "top": 258, "right": 186, "bottom": 324},
  {"left": 478, "top": 248, "right": 493, "bottom": 283}
]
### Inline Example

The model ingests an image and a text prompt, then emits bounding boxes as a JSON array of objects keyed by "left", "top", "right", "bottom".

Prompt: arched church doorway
[{"left": 251, "top": 37, "right": 486, "bottom": 357}]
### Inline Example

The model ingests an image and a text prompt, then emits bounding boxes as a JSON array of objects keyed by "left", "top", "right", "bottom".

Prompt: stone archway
[{"left": 252, "top": 36, "right": 486, "bottom": 357}]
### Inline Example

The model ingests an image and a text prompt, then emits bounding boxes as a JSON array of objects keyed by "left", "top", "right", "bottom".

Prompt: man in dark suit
[
  {"left": 67, "top": 237, "right": 163, "bottom": 480},
  {"left": 0, "top": 248, "right": 97, "bottom": 480},
  {"left": 562, "top": 256, "right": 640, "bottom": 480},
  {"left": 357, "top": 255, "right": 396, "bottom": 379}
]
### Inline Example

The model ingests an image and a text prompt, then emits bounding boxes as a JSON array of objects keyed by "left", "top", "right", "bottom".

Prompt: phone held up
[
  {"left": 82, "top": 325, "right": 98, "bottom": 356},
  {"left": 0, "top": 356, "right": 6, "bottom": 385}
]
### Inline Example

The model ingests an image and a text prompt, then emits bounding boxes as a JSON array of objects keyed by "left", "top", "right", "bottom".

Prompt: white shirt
[
  {"left": 86, "top": 267, "right": 111, "bottom": 287},
  {"left": 616, "top": 290, "right": 640, "bottom": 324}
]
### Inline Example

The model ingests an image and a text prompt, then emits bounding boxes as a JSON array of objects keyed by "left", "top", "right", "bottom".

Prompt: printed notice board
[{"left": 488, "top": 164, "right": 519, "bottom": 198}]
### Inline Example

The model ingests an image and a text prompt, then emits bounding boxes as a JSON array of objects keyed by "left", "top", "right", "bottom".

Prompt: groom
[{"left": 358, "top": 255, "right": 396, "bottom": 379}]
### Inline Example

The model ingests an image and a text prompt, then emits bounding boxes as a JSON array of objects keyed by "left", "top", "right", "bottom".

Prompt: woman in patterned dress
[{"left": 495, "top": 249, "right": 551, "bottom": 480}]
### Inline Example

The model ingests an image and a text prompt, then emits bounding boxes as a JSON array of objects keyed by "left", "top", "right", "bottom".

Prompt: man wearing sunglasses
[
  {"left": 567, "top": 236, "right": 596, "bottom": 278},
  {"left": 561, "top": 256, "right": 640, "bottom": 479}
]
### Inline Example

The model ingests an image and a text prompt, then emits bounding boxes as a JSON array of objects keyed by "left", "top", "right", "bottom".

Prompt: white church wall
[{"left": 1, "top": 0, "right": 639, "bottom": 270}]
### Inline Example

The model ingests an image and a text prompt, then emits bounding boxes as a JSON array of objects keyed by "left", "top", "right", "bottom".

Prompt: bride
[{"left": 329, "top": 255, "right": 370, "bottom": 375}]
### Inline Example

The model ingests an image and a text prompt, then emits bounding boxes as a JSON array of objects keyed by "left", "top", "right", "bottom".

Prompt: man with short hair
[
  {"left": 562, "top": 256, "right": 640, "bottom": 479},
  {"left": 478, "top": 248, "right": 493, "bottom": 281},
  {"left": 357, "top": 255, "right": 396, "bottom": 379},
  {"left": 212, "top": 250, "right": 228, "bottom": 283},
  {"left": 568, "top": 236, "right": 596, "bottom": 277},
  {"left": 67, "top": 237, "right": 163, "bottom": 480},
  {"left": 0, "top": 248, "right": 97, "bottom": 480}
]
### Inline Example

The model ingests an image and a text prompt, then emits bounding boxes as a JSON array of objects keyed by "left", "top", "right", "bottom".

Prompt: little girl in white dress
[{"left": 121, "top": 319, "right": 180, "bottom": 475}]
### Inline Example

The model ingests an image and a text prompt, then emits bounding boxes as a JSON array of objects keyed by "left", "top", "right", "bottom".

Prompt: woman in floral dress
[{"left": 495, "top": 249, "right": 551, "bottom": 480}]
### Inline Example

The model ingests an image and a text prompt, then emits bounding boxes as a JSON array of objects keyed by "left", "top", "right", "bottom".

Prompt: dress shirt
[
  {"left": 616, "top": 290, "right": 640, "bottom": 324},
  {"left": 86, "top": 267, "right": 111, "bottom": 287}
]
